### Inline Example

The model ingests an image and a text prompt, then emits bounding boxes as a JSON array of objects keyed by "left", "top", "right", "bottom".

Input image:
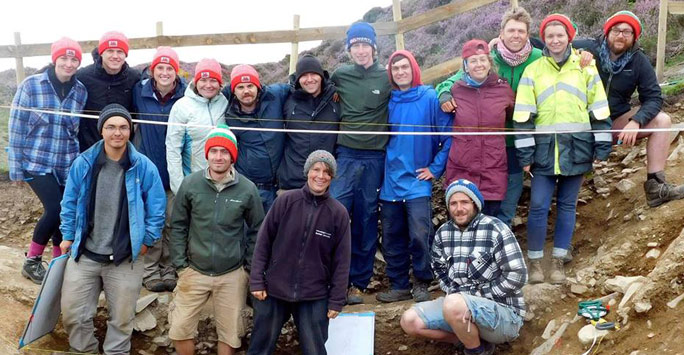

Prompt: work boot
[
  {"left": 346, "top": 286, "right": 365, "bottom": 305},
  {"left": 143, "top": 279, "right": 166, "bottom": 292},
  {"left": 644, "top": 172, "right": 684, "bottom": 207},
  {"left": 528, "top": 259, "right": 544, "bottom": 284},
  {"left": 376, "top": 289, "right": 411, "bottom": 303},
  {"left": 563, "top": 245, "right": 574, "bottom": 264},
  {"left": 22, "top": 256, "right": 46, "bottom": 285},
  {"left": 549, "top": 258, "right": 566, "bottom": 284},
  {"left": 163, "top": 279, "right": 177, "bottom": 292},
  {"left": 411, "top": 281, "right": 430, "bottom": 302},
  {"left": 463, "top": 341, "right": 495, "bottom": 355}
]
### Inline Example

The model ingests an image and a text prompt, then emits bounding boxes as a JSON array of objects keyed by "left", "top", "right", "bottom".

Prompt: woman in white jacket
[{"left": 166, "top": 58, "right": 228, "bottom": 194}]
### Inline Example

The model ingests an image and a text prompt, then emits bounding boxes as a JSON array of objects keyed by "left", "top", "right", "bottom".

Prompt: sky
[{"left": 0, "top": 0, "right": 393, "bottom": 71}]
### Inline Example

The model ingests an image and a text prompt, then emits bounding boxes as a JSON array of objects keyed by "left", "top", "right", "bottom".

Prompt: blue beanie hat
[
  {"left": 445, "top": 179, "right": 484, "bottom": 212},
  {"left": 346, "top": 22, "right": 377, "bottom": 50}
]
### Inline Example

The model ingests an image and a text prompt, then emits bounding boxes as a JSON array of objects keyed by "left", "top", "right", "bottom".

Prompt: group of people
[{"left": 7, "top": 5, "right": 682, "bottom": 355}]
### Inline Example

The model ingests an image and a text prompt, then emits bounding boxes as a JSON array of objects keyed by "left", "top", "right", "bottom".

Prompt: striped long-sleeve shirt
[
  {"left": 8, "top": 70, "right": 87, "bottom": 182},
  {"left": 431, "top": 214, "right": 528, "bottom": 316}
]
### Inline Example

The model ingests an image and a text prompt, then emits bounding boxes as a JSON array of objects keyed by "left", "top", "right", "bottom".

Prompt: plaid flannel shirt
[
  {"left": 431, "top": 213, "right": 528, "bottom": 316},
  {"left": 8, "top": 71, "right": 87, "bottom": 182}
]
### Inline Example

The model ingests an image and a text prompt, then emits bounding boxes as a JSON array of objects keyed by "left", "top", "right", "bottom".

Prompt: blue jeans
[
  {"left": 257, "top": 186, "right": 277, "bottom": 213},
  {"left": 329, "top": 146, "right": 384, "bottom": 289},
  {"left": 413, "top": 295, "right": 523, "bottom": 344},
  {"left": 247, "top": 296, "right": 329, "bottom": 355},
  {"left": 379, "top": 197, "right": 433, "bottom": 290},
  {"left": 527, "top": 174, "right": 584, "bottom": 259},
  {"left": 498, "top": 147, "right": 523, "bottom": 226},
  {"left": 481, "top": 200, "right": 502, "bottom": 218}
]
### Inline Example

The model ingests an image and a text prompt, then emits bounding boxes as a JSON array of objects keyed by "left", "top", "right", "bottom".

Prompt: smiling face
[
  {"left": 448, "top": 192, "right": 478, "bottom": 228},
  {"left": 234, "top": 82, "right": 259, "bottom": 110},
  {"left": 543, "top": 23, "right": 569, "bottom": 57},
  {"left": 307, "top": 162, "right": 332, "bottom": 195},
  {"left": 101, "top": 48, "right": 126, "bottom": 74},
  {"left": 465, "top": 54, "right": 491, "bottom": 82},
  {"left": 207, "top": 146, "right": 233, "bottom": 175},
  {"left": 500, "top": 19, "right": 529, "bottom": 53},
  {"left": 101, "top": 116, "right": 130, "bottom": 151},
  {"left": 196, "top": 77, "right": 220, "bottom": 99},
  {"left": 298, "top": 72, "right": 323, "bottom": 97},
  {"left": 153, "top": 63, "right": 177, "bottom": 88},
  {"left": 54, "top": 55, "right": 80, "bottom": 82},
  {"left": 390, "top": 57, "right": 413, "bottom": 91},
  {"left": 349, "top": 42, "right": 374, "bottom": 69},
  {"left": 607, "top": 23, "right": 635, "bottom": 56}
]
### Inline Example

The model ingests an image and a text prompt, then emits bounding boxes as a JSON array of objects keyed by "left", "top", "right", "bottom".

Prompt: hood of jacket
[{"left": 387, "top": 49, "right": 422, "bottom": 90}]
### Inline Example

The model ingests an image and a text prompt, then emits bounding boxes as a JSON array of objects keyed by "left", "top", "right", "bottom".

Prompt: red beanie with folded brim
[
  {"left": 540, "top": 14, "right": 576, "bottom": 42},
  {"left": 194, "top": 58, "right": 223, "bottom": 86},
  {"left": 230, "top": 64, "right": 262, "bottom": 92},
  {"left": 604, "top": 11, "right": 642, "bottom": 40},
  {"left": 151, "top": 46, "right": 179, "bottom": 73},
  {"left": 51, "top": 37, "right": 82, "bottom": 64},
  {"left": 98, "top": 31, "right": 129, "bottom": 56}
]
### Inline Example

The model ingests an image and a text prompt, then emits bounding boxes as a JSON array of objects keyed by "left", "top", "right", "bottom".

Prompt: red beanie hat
[
  {"left": 51, "top": 37, "right": 82, "bottom": 64},
  {"left": 194, "top": 58, "right": 223, "bottom": 85},
  {"left": 540, "top": 14, "right": 576, "bottom": 42},
  {"left": 461, "top": 39, "right": 490, "bottom": 59},
  {"left": 151, "top": 46, "right": 179, "bottom": 73},
  {"left": 604, "top": 11, "right": 642, "bottom": 40},
  {"left": 230, "top": 64, "right": 262, "bottom": 92},
  {"left": 98, "top": 31, "right": 129, "bottom": 56},
  {"left": 205, "top": 125, "right": 238, "bottom": 162}
]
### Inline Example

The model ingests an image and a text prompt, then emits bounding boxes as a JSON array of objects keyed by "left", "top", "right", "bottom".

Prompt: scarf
[
  {"left": 463, "top": 71, "right": 487, "bottom": 88},
  {"left": 543, "top": 46, "right": 572, "bottom": 68},
  {"left": 496, "top": 40, "right": 533, "bottom": 67},
  {"left": 598, "top": 39, "right": 635, "bottom": 75}
]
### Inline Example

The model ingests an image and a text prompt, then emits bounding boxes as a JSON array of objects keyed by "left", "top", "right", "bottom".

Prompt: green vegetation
[
  {"left": 0, "top": 108, "right": 8, "bottom": 173},
  {"left": 662, "top": 80, "right": 684, "bottom": 96}
]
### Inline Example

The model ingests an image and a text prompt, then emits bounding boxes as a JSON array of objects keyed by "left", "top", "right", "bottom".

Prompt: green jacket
[
  {"left": 331, "top": 61, "right": 391, "bottom": 151},
  {"left": 435, "top": 46, "right": 543, "bottom": 146},
  {"left": 170, "top": 169, "right": 265, "bottom": 276}
]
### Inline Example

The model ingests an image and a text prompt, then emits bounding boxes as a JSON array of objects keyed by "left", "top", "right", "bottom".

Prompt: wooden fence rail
[
  {"left": 3, "top": 0, "right": 505, "bottom": 84},
  {"left": 657, "top": 0, "right": 684, "bottom": 81}
]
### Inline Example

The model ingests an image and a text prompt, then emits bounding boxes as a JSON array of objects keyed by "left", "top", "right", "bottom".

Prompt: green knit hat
[{"left": 204, "top": 124, "right": 238, "bottom": 162}]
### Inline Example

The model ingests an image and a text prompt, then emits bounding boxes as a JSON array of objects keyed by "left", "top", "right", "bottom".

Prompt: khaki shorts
[{"left": 168, "top": 266, "right": 249, "bottom": 347}]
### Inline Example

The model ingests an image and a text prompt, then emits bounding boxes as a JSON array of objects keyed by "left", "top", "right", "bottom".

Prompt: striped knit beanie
[
  {"left": 445, "top": 179, "right": 484, "bottom": 212},
  {"left": 604, "top": 11, "right": 642, "bottom": 40},
  {"left": 205, "top": 125, "right": 238, "bottom": 162}
]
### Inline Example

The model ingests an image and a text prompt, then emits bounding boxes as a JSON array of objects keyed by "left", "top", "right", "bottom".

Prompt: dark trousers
[
  {"left": 26, "top": 172, "right": 65, "bottom": 246},
  {"left": 481, "top": 200, "right": 502, "bottom": 218},
  {"left": 379, "top": 197, "right": 433, "bottom": 290},
  {"left": 329, "top": 146, "right": 384, "bottom": 289},
  {"left": 247, "top": 297, "right": 329, "bottom": 355}
]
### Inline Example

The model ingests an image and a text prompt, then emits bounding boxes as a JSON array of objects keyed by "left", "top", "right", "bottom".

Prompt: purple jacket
[
  {"left": 446, "top": 73, "right": 514, "bottom": 200},
  {"left": 250, "top": 185, "right": 351, "bottom": 311}
]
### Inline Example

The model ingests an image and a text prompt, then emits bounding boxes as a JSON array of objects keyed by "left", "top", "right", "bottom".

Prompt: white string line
[{"left": 5, "top": 105, "right": 683, "bottom": 136}]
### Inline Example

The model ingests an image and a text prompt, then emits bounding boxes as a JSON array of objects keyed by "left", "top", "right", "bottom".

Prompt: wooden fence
[
  {"left": 657, "top": 0, "right": 684, "bottom": 81},
  {"left": 1, "top": 0, "right": 519, "bottom": 85}
]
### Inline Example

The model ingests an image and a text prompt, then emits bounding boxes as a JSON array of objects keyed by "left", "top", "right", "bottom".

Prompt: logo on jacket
[
  {"left": 66, "top": 49, "right": 76, "bottom": 57},
  {"left": 108, "top": 40, "right": 118, "bottom": 47},
  {"left": 315, "top": 230, "right": 331, "bottom": 239},
  {"left": 371, "top": 89, "right": 380, "bottom": 95},
  {"left": 200, "top": 71, "right": 210, "bottom": 78},
  {"left": 160, "top": 57, "right": 170, "bottom": 64},
  {"left": 229, "top": 199, "right": 243, "bottom": 203}
]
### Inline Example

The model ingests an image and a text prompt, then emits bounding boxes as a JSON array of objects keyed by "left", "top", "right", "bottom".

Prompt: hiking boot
[
  {"left": 528, "top": 259, "right": 544, "bottom": 284},
  {"left": 411, "top": 281, "right": 430, "bottom": 302},
  {"left": 143, "top": 279, "right": 166, "bottom": 292},
  {"left": 346, "top": 286, "right": 365, "bottom": 305},
  {"left": 463, "top": 341, "right": 495, "bottom": 355},
  {"left": 563, "top": 245, "right": 573, "bottom": 264},
  {"left": 22, "top": 256, "right": 46, "bottom": 285},
  {"left": 163, "top": 279, "right": 177, "bottom": 292},
  {"left": 644, "top": 173, "right": 684, "bottom": 207},
  {"left": 376, "top": 288, "right": 411, "bottom": 303},
  {"left": 549, "top": 258, "right": 566, "bottom": 284}
]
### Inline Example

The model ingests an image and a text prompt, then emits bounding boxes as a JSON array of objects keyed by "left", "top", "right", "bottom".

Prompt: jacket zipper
[{"left": 294, "top": 199, "right": 317, "bottom": 300}]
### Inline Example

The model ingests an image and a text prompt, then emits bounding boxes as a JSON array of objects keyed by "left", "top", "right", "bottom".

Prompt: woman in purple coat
[{"left": 445, "top": 39, "right": 515, "bottom": 217}]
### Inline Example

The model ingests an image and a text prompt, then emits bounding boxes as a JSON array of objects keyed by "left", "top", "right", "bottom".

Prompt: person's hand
[
  {"left": 327, "top": 310, "right": 340, "bottom": 319},
  {"left": 416, "top": 168, "right": 435, "bottom": 181},
  {"left": 332, "top": 92, "right": 340, "bottom": 103},
  {"left": 523, "top": 165, "right": 530, "bottom": 173},
  {"left": 60, "top": 240, "right": 73, "bottom": 254},
  {"left": 440, "top": 98, "right": 458, "bottom": 113},
  {"left": 252, "top": 290, "right": 268, "bottom": 301},
  {"left": 140, "top": 245, "right": 149, "bottom": 256},
  {"left": 617, "top": 120, "right": 640, "bottom": 146},
  {"left": 579, "top": 50, "right": 594, "bottom": 68}
]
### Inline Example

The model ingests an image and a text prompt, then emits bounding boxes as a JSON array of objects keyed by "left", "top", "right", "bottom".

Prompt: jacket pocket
[
  {"left": 483, "top": 137, "right": 507, "bottom": 170},
  {"left": 216, "top": 196, "right": 246, "bottom": 227},
  {"left": 26, "top": 111, "right": 49, "bottom": 137},
  {"left": 466, "top": 251, "right": 495, "bottom": 281},
  {"left": 533, "top": 135, "right": 553, "bottom": 169},
  {"left": 364, "top": 89, "right": 387, "bottom": 110},
  {"left": 571, "top": 132, "right": 595, "bottom": 164},
  {"left": 450, "top": 136, "right": 475, "bottom": 168}
]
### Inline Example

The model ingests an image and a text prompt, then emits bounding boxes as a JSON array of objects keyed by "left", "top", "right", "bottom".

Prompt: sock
[
  {"left": 52, "top": 246, "right": 62, "bottom": 258},
  {"left": 27, "top": 241, "right": 47, "bottom": 258},
  {"left": 466, "top": 344, "right": 485, "bottom": 353},
  {"left": 647, "top": 172, "right": 665, "bottom": 183}
]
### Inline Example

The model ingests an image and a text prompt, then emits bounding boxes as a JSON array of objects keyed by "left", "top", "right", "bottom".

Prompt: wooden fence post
[
  {"left": 510, "top": 0, "right": 519, "bottom": 8},
  {"left": 14, "top": 32, "right": 25, "bottom": 85},
  {"left": 393, "top": 0, "right": 405, "bottom": 50},
  {"left": 656, "top": 0, "right": 668, "bottom": 81},
  {"left": 289, "top": 15, "right": 300, "bottom": 75},
  {"left": 156, "top": 21, "right": 164, "bottom": 36}
]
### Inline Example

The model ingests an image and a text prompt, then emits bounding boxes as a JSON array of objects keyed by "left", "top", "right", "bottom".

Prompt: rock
[
  {"left": 634, "top": 301, "right": 652, "bottom": 313},
  {"left": 647, "top": 242, "right": 659, "bottom": 248},
  {"left": 605, "top": 276, "right": 647, "bottom": 294},
  {"left": 398, "top": 345, "right": 408, "bottom": 351},
  {"left": 647, "top": 332, "right": 655, "bottom": 338},
  {"left": 647, "top": 320, "right": 652, "bottom": 329},
  {"left": 570, "top": 284, "right": 588, "bottom": 295},
  {"left": 512, "top": 216, "right": 523, "bottom": 227},
  {"left": 645, "top": 249, "right": 661, "bottom": 259},
  {"left": 158, "top": 294, "right": 170, "bottom": 304},
  {"left": 153, "top": 335, "right": 172, "bottom": 347},
  {"left": 615, "top": 179, "right": 636, "bottom": 193},
  {"left": 667, "top": 293, "right": 684, "bottom": 308},
  {"left": 621, "top": 147, "right": 640, "bottom": 166},
  {"left": 605, "top": 209, "right": 615, "bottom": 221},
  {"left": 134, "top": 309, "right": 157, "bottom": 332},
  {"left": 524, "top": 311, "right": 535, "bottom": 322},
  {"left": 619, "top": 282, "right": 645, "bottom": 310},
  {"left": 541, "top": 319, "right": 556, "bottom": 340},
  {"left": 578, "top": 324, "right": 609, "bottom": 345},
  {"left": 608, "top": 298, "right": 617, "bottom": 308},
  {"left": 136, "top": 294, "right": 159, "bottom": 313},
  {"left": 530, "top": 321, "right": 569, "bottom": 355},
  {"left": 593, "top": 175, "right": 607, "bottom": 188},
  {"left": 523, "top": 284, "right": 564, "bottom": 312},
  {"left": 596, "top": 187, "right": 610, "bottom": 194},
  {"left": 623, "top": 213, "right": 633, "bottom": 221}
]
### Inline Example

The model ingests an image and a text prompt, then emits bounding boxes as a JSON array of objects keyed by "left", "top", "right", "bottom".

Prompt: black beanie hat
[
  {"left": 98, "top": 103, "right": 133, "bottom": 136},
  {"left": 295, "top": 55, "right": 325, "bottom": 85}
]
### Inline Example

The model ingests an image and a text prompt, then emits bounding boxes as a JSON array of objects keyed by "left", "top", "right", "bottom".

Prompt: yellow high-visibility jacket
[{"left": 513, "top": 49, "right": 612, "bottom": 176}]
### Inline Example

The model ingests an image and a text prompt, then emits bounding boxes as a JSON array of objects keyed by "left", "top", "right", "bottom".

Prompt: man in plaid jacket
[{"left": 399, "top": 179, "right": 528, "bottom": 355}]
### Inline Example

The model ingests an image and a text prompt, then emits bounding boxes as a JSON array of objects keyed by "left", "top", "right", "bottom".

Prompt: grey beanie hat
[
  {"left": 445, "top": 179, "right": 484, "bottom": 212},
  {"left": 98, "top": 103, "right": 133, "bottom": 136},
  {"left": 303, "top": 150, "right": 337, "bottom": 178}
]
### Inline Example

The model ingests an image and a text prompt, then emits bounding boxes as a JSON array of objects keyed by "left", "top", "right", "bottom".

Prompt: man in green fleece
[
  {"left": 330, "top": 21, "right": 392, "bottom": 305},
  {"left": 169, "top": 125, "right": 264, "bottom": 355}
]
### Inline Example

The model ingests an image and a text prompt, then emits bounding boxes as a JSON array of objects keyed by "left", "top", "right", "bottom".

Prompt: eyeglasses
[
  {"left": 103, "top": 125, "right": 131, "bottom": 133},
  {"left": 610, "top": 27, "right": 634, "bottom": 37}
]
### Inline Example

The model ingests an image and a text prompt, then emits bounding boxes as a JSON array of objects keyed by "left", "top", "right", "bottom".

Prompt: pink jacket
[{"left": 446, "top": 73, "right": 514, "bottom": 200}]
